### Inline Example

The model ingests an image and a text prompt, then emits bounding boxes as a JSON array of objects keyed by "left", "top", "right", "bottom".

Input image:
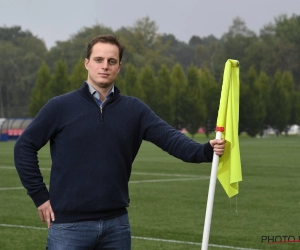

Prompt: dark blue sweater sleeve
[
  {"left": 140, "top": 102, "right": 214, "bottom": 163},
  {"left": 14, "top": 99, "right": 58, "bottom": 207}
]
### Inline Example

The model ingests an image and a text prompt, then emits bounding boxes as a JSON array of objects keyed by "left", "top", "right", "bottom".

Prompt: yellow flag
[{"left": 216, "top": 59, "right": 242, "bottom": 198}]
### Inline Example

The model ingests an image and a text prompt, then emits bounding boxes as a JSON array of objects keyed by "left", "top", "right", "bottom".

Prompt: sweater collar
[{"left": 80, "top": 82, "right": 121, "bottom": 100}]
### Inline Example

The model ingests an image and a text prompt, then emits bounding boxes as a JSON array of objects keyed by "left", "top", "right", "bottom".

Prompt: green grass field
[{"left": 0, "top": 134, "right": 299, "bottom": 250}]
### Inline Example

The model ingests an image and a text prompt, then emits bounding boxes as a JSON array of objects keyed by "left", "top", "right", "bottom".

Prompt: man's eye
[
  {"left": 95, "top": 58, "right": 103, "bottom": 63},
  {"left": 109, "top": 60, "right": 117, "bottom": 65}
]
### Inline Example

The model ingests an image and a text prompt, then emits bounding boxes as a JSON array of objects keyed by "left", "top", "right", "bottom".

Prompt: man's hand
[
  {"left": 38, "top": 200, "right": 55, "bottom": 228},
  {"left": 209, "top": 138, "right": 226, "bottom": 156}
]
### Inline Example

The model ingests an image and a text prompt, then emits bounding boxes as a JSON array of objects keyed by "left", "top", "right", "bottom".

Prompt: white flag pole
[{"left": 201, "top": 131, "right": 222, "bottom": 250}]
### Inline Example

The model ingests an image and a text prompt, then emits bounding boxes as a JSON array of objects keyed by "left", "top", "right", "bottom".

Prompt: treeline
[
  {"left": 1, "top": 15, "right": 300, "bottom": 137},
  {"left": 29, "top": 57, "right": 300, "bottom": 138}
]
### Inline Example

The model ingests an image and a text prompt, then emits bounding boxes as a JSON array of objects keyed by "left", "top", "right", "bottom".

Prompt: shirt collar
[{"left": 86, "top": 82, "right": 114, "bottom": 99}]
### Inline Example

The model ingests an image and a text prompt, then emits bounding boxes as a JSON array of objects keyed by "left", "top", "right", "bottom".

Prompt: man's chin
[
  {"left": 97, "top": 82, "right": 114, "bottom": 88},
  {"left": 87, "top": 78, "right": 114, "bottom": 88}
]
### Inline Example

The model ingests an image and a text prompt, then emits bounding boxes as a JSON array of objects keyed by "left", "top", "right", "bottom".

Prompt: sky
[{"left": 1, "top": 0, "right": 299, "bottom": 49}]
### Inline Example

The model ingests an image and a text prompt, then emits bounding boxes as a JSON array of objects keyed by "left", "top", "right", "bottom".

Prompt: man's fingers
[
  {"left": 215, "top": 139, "right": 225, "bottom": 147},
  {"left": 39, "top": 210, "right": 50, "bottom": 226},
  {"left": 38, "top": 211, "right": 45, "bottom": 222},
  {"left": 211, "top": 139, "right": 226, "bottom": 156},
  {"left": 37, "top": 200, "right": 55, "bottom": 228},
  {"left": 46, "top": 208, "right": 55, "bottom": 228},
  {"left": 51, "top": 210, "right": 55, "bottom": 222},
  {"left": 46, "top": 210, "right": 51, "bottom": 228}
]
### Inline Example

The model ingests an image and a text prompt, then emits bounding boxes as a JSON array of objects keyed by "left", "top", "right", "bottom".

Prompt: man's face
[{"left": 85, "top": 42, "right": 121, "bottom": 89}]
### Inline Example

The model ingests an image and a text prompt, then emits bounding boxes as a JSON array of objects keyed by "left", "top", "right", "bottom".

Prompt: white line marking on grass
[
  {"left": 0, "top": 167, "right": 207, "bottom": 178},
  {"left": 0, "top": 224, "right": 260, "bottom": 250},
  {"left": 133, "top": 236, "right": 260, "bottom": 250},
  {"left": 0, "top": 187, "right": 25, "bottom": 191},
  {"left": 0, "top": 224, "right": 47, "bottom": 230},
  {"left": 0, "top": 166, "right": 51, "bottom": 171},
  {"left": 0, "top": 166, "right": 16, "bottom": 169},
  {"left": 132, "top": 172, "right": 205, "bottom": 178},
  {"left": 130, "top": 177, "right": 208, "bottom": 184},
  {"left": 0, "top": 178, "right": 208, "bottom": 191}
]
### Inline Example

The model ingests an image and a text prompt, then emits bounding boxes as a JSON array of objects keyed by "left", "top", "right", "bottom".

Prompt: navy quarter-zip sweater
[{"left": 14, "top": 82, "right": 214, "bottom": 223}]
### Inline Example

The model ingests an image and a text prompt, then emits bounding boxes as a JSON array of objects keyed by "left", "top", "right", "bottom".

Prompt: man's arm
[
  {"left": 140, "top": 103, "right": 225, "bottom": 163},
  {"left": 14, "top": 99, "right": 58, "bottom": 225}
]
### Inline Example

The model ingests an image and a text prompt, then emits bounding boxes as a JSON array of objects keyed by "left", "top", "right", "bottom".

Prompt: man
[{"left": 14, "top": 35, "right": 225, "bottom": 249}]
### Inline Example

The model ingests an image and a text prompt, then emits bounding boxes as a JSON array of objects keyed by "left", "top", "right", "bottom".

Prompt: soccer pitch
[{"left": 0, "top": 135, "right": 299, "bottom": 250}]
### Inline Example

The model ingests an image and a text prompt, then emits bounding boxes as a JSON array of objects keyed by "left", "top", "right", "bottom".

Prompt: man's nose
[{"left": 101, "top": 60, "right": 109, "bottom": 69}]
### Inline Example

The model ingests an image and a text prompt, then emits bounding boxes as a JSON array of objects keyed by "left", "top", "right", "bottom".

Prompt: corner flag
[
  {"left": 216, "top": 59, "right": 242, "bottom": 198},
  {"left": 201, "top": 59, "right": 242, "bottom": 250}
]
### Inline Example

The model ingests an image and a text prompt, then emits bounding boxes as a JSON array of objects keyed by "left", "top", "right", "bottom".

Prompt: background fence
[{"left": 0, "top": 118, "right": 33, "bottom": 141}]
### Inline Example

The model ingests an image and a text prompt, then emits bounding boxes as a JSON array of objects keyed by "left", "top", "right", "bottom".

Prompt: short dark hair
[{"left": 86, "top": 35, "right": 125, "bottom": 62}]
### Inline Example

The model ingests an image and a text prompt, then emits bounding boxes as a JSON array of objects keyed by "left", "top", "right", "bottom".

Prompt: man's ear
[
  {"left": 118, "top": 62, "right": 122, "bottom": 73},
  {"left": 84, "top": 58, "right": 89, "bottom": 70}
]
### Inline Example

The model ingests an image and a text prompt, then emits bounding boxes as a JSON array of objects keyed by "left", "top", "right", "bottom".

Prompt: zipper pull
[{"left": 100, "top": 106, "right": 103, "bottom": 121}]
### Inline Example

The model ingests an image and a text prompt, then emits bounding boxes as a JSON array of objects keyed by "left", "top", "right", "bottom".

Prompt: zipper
[{"left": 98, "top": 94, "right": 115, "bottom": 122}]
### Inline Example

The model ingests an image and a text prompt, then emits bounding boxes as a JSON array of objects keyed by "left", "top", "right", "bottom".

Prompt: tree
[
  {"left": 194, "top": 35, "right": 221, "bottom": 78},
  {"left": 0, "top": 26, "right": 47, "bottom": 117},
  {"left": 239, "top": 66, "right": 266, "bottom": 137},
  {"left": 257, "top": 15, "right": 300, "bottom": 87},
  {"left": 0, "top": 42, "right": 19, "bottom": 117},
  {"left": 48, "top": 59, "right": 70, "bottom": 98},
  {"left": 69, "top": 58, "right": 87, "bottom": 91},
  {"left": 115, "top": 73, "right": 126, "bottom": 95},
  {"left": 281, "top": 71, "right": 294, "bottom": 127},
  {"left": 184, "top": 65, "right": 206, "bottom": 137},
  {"left": 273, "top": 15, "right": 300, "bottom": 121},
  {"left": 196, "top": 42, "right": 220, "bottom": 76},
  {"left": 129, "top": 16, "right": 159, "bottom": 54},
  {"left": 171, "top": 63, "right": 187, "bottom": 129},
  {"left": 124, "top": 64, "right": 144, "bottom": 100},
  {"left": 138, "top": 65, "right": 157, "bottom": 110},
  {"left": 267, "top": 70, "right": 291, "bottom": 134},
  {"left": 189, "top": 35, "right": 203, "bottom": 46},
  {"left": 291, "top": 89, "right": 300, "bottom": 125},
  {"left": 122, "top": 17, "right": 173, "bottom": 72},
  {"left": 257, "top": 71, "right": 271, "bottom": 128},
  {"left": 198, "top": 67, "right": 220, "bottom": 137},
  {"left": 221, "top": 17, "right": 258, "bottom": 82},
  {"left": 155, "top": 64, "right": 174, "bottom": 125},
  {"left": 29, "top": 62, "right": 52, "bottom": 117},
  {"left": 160, "top": 34, "right": 194, "bottom": 72}
]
